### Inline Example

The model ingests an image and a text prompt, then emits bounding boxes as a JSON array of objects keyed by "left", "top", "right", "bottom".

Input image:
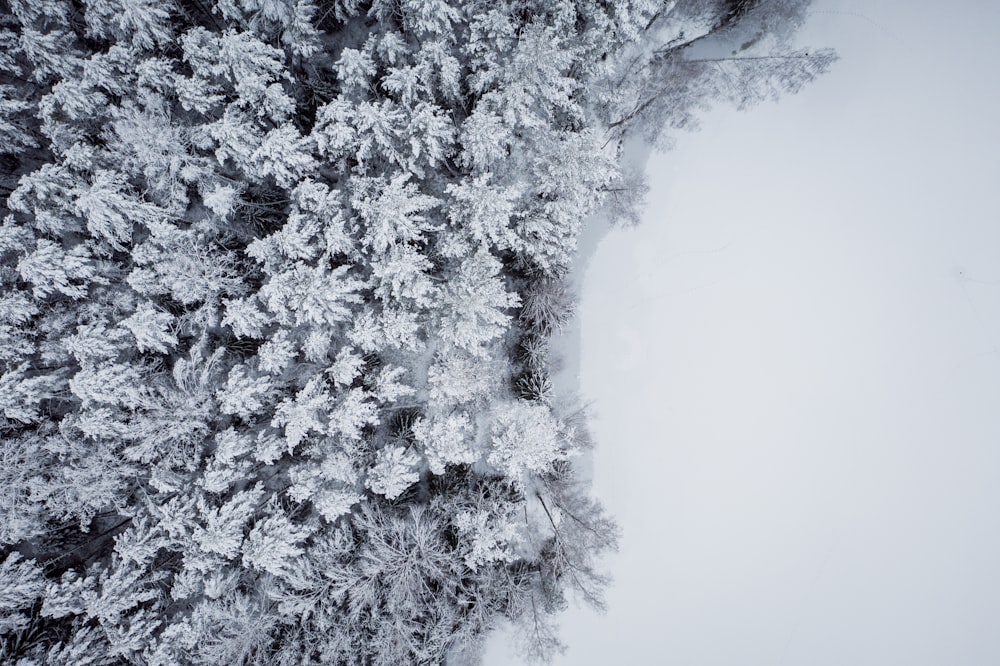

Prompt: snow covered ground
[{"left": 485, "top": 0, "right": 1000, "bottom": 664}]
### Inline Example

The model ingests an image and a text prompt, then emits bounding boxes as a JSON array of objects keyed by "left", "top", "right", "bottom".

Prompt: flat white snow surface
[{"left": 485, "top": 1, "right": 1000, "bottom": 664}]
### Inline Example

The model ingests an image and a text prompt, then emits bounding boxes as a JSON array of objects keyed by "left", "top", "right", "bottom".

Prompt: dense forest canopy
[{"left": 0, "top": 0, "right": 831, "bottom": 663}]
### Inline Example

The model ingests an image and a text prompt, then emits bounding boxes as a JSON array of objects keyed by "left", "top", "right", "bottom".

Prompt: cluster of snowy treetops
[{"left": 0, "top": 0, "right": 830, "bottom": 663}]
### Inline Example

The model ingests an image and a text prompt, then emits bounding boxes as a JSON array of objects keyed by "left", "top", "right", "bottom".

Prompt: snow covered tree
[
  {"left": 488, "top": 400, "right": 570, "bottom": 483},
  {"left": 352, "top": 174, "right": 440, "bottom": 254},
  {"left": 366, "top": 444, "right": 421, "bottom": 499},
  {"left": 241, "top": 510, "right": 314, "bottom": 578},
  {"left": 121, "top": 302, "right": 177, "bottom": 354},
  {"left": 17, "top": 239, "right": 96, "bottom": 300},
  {"left": 0, "top": 552, "right": 46, "bottom": 635},
  {"left": 436, "top": 249, "right": 520, "bottom": 355},
  {"left": 412, "top": 411, "right": 478, "bottom": 474},
  {"left": 84, "top": 0, "right": 174, "bottom": 51},
  {"left": 74, "top": 170, "right": 167, "bottom": 250}
]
